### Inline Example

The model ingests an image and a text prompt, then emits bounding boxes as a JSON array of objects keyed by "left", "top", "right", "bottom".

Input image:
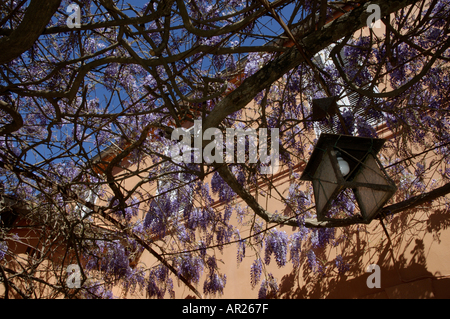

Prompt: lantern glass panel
[
  {"left": 312, "top": 150, "right": 340, "bottom": 218},
  {"left": 355, "top": 187, "right": 393, "bottom": 221},
  {"left": 353, "top": 153, "right": 390, "bottom": 186},
  {"left": 352, "top": 153, "right": 396, "bottom": 221}
]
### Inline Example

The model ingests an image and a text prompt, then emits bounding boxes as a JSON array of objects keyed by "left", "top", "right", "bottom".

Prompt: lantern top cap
[{"left": 300, "top": 133, "right": 386, "bottom": 181}]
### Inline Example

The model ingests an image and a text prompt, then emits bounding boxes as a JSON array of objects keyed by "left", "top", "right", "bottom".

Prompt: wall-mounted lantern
[{"left": 300, "top": 133, "right": 397, "bottom": 224}]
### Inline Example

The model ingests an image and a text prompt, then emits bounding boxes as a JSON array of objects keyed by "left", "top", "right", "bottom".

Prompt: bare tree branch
[
  {"left": 0, "top": 0, "right": 61, "bottom": 64},
  {"left": 0, "top": 100, "right": 23, "bottom": 135}
]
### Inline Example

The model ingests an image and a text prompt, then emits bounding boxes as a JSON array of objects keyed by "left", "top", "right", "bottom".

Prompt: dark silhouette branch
[
  {"left": 0, "top": 0, "right": 61, "bottom": 64},
  {"left": 0, "top": 100, "right": 23, "bottom": 135}
]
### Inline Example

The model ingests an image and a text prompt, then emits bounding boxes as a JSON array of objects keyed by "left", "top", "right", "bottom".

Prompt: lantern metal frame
[{"left": 300, "top": 133, "right": 397, "bottom": 224}]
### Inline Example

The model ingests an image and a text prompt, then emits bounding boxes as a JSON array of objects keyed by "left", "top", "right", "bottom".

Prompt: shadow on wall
[{"left": 275, "top": 207, "right": 450, "bottom": 299}]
